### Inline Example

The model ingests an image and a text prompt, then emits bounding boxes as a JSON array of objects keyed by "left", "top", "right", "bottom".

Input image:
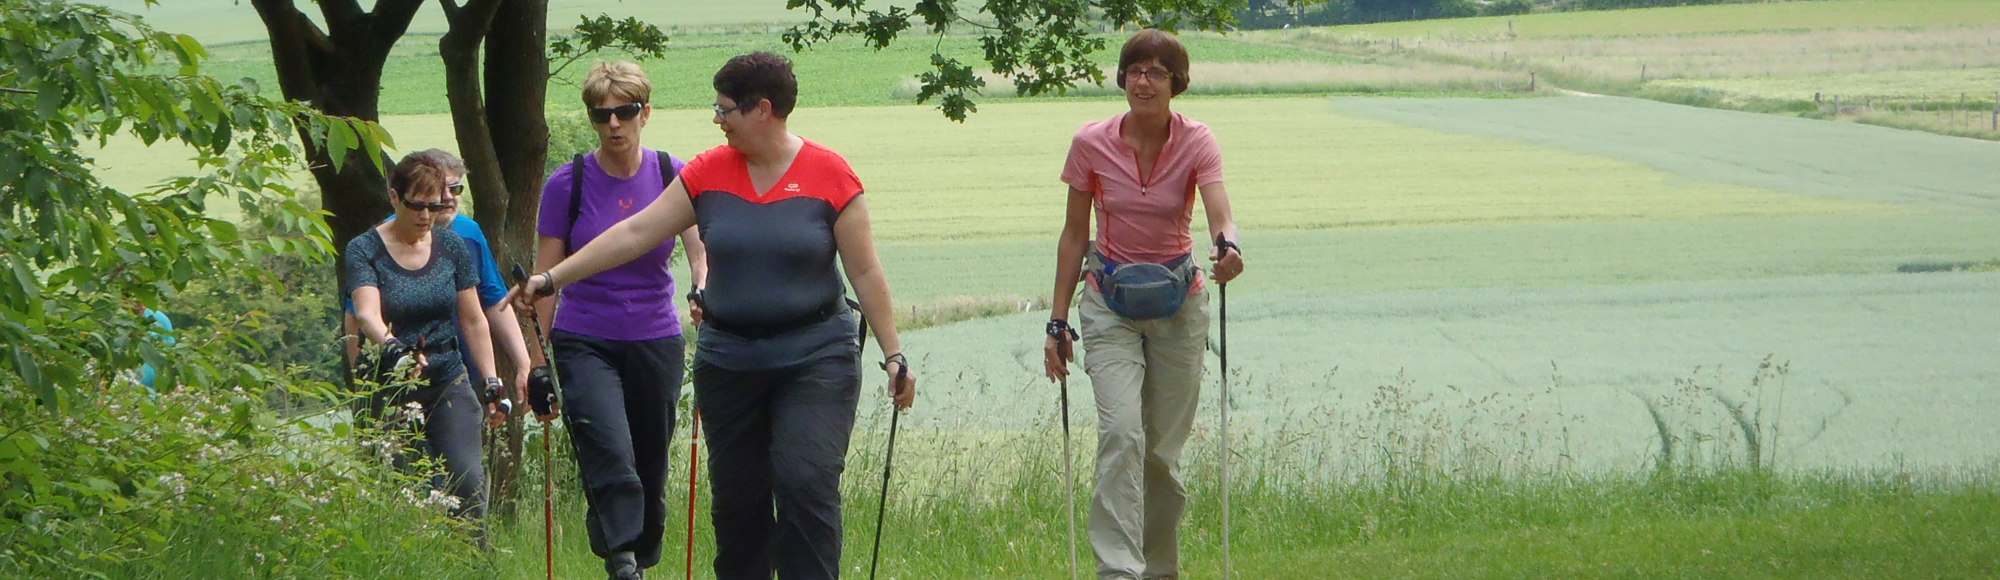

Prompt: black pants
[
  {"left": 366, "top": 372, "right": 487, "bottom": 527},
  {"left": 553, "top": 330, "right": 686, "bottom": 570},
  {"left": 694, "top": 353, "right": 862, "bottom": 580}
]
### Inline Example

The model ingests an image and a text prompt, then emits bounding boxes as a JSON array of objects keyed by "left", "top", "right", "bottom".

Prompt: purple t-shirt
[{"left": 538, "top": 149, "right": 686, "bottom": 341}]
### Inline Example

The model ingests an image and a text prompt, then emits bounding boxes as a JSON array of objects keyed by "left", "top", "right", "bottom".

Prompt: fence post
[
  {"left": 1640, "top": 63, "right": 1647, "bottom": 82},
  {"left": 1529, "top": 72, "right": 1536, "bottom": 92}
]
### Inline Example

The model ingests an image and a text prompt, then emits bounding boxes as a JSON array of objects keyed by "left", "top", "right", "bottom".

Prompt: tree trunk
[
  {"left": 251, "top": 0, "right": 419, "bottom": 311},
  {"left": 484, "top": 0, "right": 552, "bottom": 273}
]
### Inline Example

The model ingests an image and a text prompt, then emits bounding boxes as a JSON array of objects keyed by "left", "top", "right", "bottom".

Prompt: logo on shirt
[
  {"left": 783, "top": 183, "right": 802, "bottom": 193},
  {"left": 619, "top": 198, "right": 635, "bottom": 215}
]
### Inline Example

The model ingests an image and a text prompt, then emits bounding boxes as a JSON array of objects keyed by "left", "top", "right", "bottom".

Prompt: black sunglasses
[
  {"left": 588, "top": 102, "right": 645, "bottom": 124},
  {"left": 402, "top": 196, "right": 456, "bottom": 213},
  {"left": 444, "top": 182, "right": 465, "bottom": 196}
]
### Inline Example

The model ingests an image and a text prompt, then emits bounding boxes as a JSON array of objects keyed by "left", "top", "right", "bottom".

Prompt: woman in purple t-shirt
[
  {"left": 523, "top": 61, "right": 707, "bottom": 580},
  {"left": 1043, "top": 29, "right": 1246, "bottom": 580}
]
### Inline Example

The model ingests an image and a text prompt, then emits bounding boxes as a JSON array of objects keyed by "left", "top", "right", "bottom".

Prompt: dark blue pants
[
  {"left": 367, "top": 371, "right": 487, "bottom": 530},
  {"left": 553, "top": 330, "right": 686, "bottom": 570},
  {"left": 693, "top": 354, "right": 861, "bottom": 580}
]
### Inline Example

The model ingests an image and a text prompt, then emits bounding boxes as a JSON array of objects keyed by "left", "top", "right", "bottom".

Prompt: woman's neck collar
[
  {"left": 738, "top": 131, "right": 801, "bottom": 167},
  {"left": 1122, "top": 110, "right": 1173, "bottom": 143},
  {"left": 387, "top": 219, "right": 428, "bottom": 245},
  {"left": 593, "top": 146, "right": 645, "bottom": 178}
]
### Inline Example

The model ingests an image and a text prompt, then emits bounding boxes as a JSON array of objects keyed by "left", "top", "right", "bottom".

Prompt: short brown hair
[
  {"left": 713, "top": 52, "right": 798, "bottom": 118},
  {"left": 388, "top": 152, "right": 449, "bottom": 204},
  {"left": 410, "top": 148, "right": 467, "bottom": 177},
  {"left": 582, "top": 61, "right": 652, "bottom": 107},
  {"left": 1115, "top": 29, "right": 1190, "bottom": 96}
]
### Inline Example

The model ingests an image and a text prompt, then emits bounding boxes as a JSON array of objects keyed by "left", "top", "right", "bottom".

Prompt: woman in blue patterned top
[{"left": 345, "top": 152, "right": 508, "bottom": 536}]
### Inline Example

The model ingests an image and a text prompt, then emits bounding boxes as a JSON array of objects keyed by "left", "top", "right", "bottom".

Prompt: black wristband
[
  {"left": 534, "top": 271, "right": 558, "bottom": 297},
  {"left": 1214, "top": 238, "right": 1242, "bottom": 257},
  {"left": 1046, "top": 319, "right": 1078, "bottom": 340},
  {"left": 686, "top": 287, "right": 703, "bottom": 305},
  {"left": 879, "top": 352, "right": 909, "bottom": 372}
]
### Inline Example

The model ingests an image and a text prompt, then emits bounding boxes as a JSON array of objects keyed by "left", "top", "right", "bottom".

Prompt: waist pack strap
[
  {"left": 1088, "top": 245, "right": 1196, "bottom": 279},
  {"left": 705, "top": 300, "right": 846, "bottom": 340}
]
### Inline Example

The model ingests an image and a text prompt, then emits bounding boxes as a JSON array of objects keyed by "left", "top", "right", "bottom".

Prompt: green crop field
[
  {"left": 55, "top": 1, "right": 2000, "bottom": 576},
  {"left": 1305, "top": 0, "right": 2000, "bottom": 39},
  {"left": 96, "top": 0, "right": 805, "bottom": 46}
]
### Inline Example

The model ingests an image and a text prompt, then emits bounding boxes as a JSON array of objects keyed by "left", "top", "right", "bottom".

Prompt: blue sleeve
[{"left": 452, "top": 218, "right": 508, "bottom": 309}]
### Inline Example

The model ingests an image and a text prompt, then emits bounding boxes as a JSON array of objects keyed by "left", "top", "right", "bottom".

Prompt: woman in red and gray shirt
[
  {"left": 1043, "top": 29, "right": 1246, "bottom": 580},
  {"left": 513, "top": 52, "right": 917, "bottom": 580}
]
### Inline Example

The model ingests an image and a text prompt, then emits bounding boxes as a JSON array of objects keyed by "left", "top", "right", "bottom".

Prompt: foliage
[
  {"left": 548, "top": 14, "right": 673, "bottom": 81},
  {"left": 175, "top": 218, "right": 342, "bottom": 390},
  {"left": 0, "top": 385, "right": 482, "bottom": 578},
  {"left": 780, "top": 0, "right": 1244, "bottom": 121},
  {"left": 0, "top": 0, "right": 394, "bottom": 573},
  {"left": 1483, "top": 0, "right": 1535, "bottom": 16}
]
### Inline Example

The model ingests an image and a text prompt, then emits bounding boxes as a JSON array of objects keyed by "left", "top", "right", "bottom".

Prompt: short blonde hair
[{"left": 582, "top": 61, "right": 652, "bottom": 106}]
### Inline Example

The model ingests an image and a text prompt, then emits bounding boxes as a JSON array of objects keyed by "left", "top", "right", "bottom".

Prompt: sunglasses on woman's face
[
  {"left": 588, "top": 102, "right": 645, "bottom": 124},
  {"left": 402, "top": 196, "right": 456, "bottom": 213}
]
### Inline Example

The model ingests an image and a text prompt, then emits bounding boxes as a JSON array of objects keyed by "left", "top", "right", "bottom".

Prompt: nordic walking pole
[
  {"left": 848, "top": 302, "right": 904, "bottom": 580},
  {"left": 684, "top": 407, "right": 701, "bottom": 580},
  {"left": 867, "top": 365, "right": 907, "bottom": 580},
  {"left": 1218, "top": 279, "right": 1231, "bottom": 580},
  {"left": 1051, "top": 320, "right": 1081, "bottom": 580},
  {"left": 512, "top": 265, "right": 561, "bottom": 580},
  {"left": 1060, "top": 375, "right": 1080, "bottom": 580}
]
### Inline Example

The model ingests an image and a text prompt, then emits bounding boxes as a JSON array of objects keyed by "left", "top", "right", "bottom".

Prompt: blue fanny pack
[{"left": 1097, "top": 252, "right": 1195, "bottom": 320}]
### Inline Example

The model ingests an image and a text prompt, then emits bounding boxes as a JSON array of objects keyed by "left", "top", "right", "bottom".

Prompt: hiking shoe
[{"left": 605, "top": 552, "right": 642, "bottom": 580}]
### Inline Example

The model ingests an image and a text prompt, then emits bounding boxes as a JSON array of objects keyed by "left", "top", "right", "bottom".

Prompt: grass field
[
  {"left": 1244, "top": 0, "right": 2000, "bottom": 140},
  {"left": 1300, "top": 0, "right": 2000, "bottom": 39},
  {"left": 64, "top": 0, "right": 2000, "bottom": 576},
  {"left": 97, "top": 0, "right": 805, "bottom": 46}
]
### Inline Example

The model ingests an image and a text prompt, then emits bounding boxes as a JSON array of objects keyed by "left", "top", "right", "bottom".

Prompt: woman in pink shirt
[{"left": 1043, "top": 29, "right": 1246, "bottom": 580}]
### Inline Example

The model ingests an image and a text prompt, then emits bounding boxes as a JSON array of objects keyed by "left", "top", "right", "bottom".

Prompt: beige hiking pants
[{"left": 1076, "top": 285, "right": 1209, "bottom": 580}]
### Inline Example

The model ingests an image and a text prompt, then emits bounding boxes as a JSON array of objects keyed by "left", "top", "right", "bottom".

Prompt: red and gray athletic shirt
[{"left": 682, "top": 139, "right": 864, "bottom": 371}]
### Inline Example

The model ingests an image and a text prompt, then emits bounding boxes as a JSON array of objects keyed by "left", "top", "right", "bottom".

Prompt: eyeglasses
[
  {"left": 711, "top": 100, "right": 756, "bottom": 118},
  {"left": 444, "top": 182, "right": 465, "bottom": 196},
  {"left": 1123, "top": 67, "right": 1174, "bottom": 84},
  {"left": 402, "top": 196, "right": 457, "bottom": 213},
  {"left": 587, "top": 102, "right": 645, "bottom": 124}
]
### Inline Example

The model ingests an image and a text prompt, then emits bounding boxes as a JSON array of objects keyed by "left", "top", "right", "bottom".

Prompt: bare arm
[
  {"left": 523, "top": 234, "right": 565, "bottom": 367},
  {"left": 457, "top": 288, "right": 498, "bottom": 385},
  {"left": 1048, "top": 186, "right": 1094, "bottom": 324},
  {"left": 679, "top": 226, "right": 708, "bottom": 289},
  {"left": 351, "top": 286, "right": 392, "bottom": 344},
  {"left": 835, "top": 196, "right": 918, "bottom": 410},
  {"left": 679, "top": 226, "right": 709, "bottom": 325},
  {"left": 1044, "top": 186, "right": 1094, "bottom": 382},
  {"left": 486, "top": 301, "right": 532, "bottom": 396},
  {"left": 1198, "top": 181, "right": 1243, "bottom": 283},
  {"left": 512, "top": 178, "right": 698, "bottom": 302}
]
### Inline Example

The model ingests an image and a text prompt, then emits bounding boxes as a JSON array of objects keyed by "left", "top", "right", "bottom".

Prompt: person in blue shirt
[
  {"left": 130, "top": 301, "right": 174, "bottom": 395},
  {"left": 345, "top": 149, "right": 532, "bottom": 404}
]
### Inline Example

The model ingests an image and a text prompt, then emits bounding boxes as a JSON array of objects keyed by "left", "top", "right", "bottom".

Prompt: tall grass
[{"left": 480, "top": 357, "right": 2000, "bottom": 578}]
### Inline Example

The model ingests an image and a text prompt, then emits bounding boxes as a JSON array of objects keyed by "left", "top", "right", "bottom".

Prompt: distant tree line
[{"left": 1236, "top": 0, "right": 1769, "bottom": 29}]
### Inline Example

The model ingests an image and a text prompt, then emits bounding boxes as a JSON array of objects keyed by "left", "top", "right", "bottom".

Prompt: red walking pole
[{"left": 684, "top": 407, "right": 702, "bottom": 580}]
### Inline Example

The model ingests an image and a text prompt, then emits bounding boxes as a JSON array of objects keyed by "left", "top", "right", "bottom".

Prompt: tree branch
[{"left": 0, "top": 87, "right": 35, "bottom": 95}]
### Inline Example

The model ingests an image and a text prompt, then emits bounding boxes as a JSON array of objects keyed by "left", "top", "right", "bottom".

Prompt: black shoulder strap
[
  {"left": 566, "top": 153, "right": 585, "bottom": 255},
  {"left": 657, "top": 149, "right": 677, "bottom": 183}
]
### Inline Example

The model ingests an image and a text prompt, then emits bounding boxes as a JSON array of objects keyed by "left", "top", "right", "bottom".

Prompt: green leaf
[
  {"left": 323, "top": 120, "right": 357, "bottom": 173},
  {"left": 208, "top": 219, "right": 238, "bottom": 244},
  {"left": 13, "top": 347, "right": 53, "bottom": 411}
]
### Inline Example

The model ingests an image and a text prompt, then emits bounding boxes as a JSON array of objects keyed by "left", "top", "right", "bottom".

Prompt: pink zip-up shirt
[{"left": 1061, "top": 112, "right": 1224, "bottom": 288}]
